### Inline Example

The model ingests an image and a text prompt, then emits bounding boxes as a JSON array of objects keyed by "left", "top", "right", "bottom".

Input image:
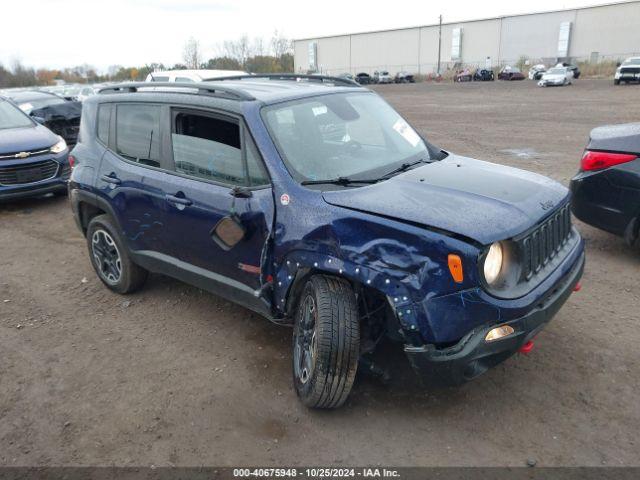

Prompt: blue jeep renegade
[{"left": 69, "top": 75, "right": 585, "bottom": 409}]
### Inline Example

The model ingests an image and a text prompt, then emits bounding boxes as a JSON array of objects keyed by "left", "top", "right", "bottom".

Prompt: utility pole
[{"left": 437, "top": 14, "right": 443, "bottom": 75}]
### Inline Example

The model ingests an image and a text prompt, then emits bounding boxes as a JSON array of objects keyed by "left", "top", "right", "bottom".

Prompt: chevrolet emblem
[{"left": 15, "top": 151, "right": 30, "bottom": 159}]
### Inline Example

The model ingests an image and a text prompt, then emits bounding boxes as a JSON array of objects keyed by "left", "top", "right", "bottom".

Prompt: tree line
[{"left": 0, "top": 32, "right": 294, "bottom": 88}]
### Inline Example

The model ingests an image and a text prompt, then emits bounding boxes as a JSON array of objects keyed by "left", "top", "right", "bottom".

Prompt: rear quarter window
[{"left": 97, "top": 104, "right": 110, "bottom": 144}]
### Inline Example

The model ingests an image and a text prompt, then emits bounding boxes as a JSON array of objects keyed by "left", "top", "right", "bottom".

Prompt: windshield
[
  {"left": 263, "top": 92, "right": 434, "bottom": 182},
  {"left": 623, "top": 58, "right": 640, "bottom": 66},
  {"left": 547, "top": 68, "right": 565, "bottom": 75},
  {"left": 0, "top": 100, "right": 33, "bottom": 130}
]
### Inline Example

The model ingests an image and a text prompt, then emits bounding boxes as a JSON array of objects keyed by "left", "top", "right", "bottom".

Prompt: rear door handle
[
  {"left": 100, "top": 174, "right": 121, "bottom": 185},
  {"left": 165, "top": 194, "right": 193, "bottom": 207}
]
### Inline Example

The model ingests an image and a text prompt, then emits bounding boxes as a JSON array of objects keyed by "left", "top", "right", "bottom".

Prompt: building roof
[{"left": 294, "top": 0, "right": 639, "bottom": 42}]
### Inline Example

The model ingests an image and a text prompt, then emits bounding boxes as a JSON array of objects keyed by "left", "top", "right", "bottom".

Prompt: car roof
[
  {"left": 214, "top": 79, "right": 363, "bottom": 103},
  {"left": 96, "top": 77, "right": 367, "bottom": 109}
]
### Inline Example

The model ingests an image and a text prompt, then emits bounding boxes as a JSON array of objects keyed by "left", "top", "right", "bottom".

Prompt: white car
[
  {"left": 145, "top": 69, "right": 248, "bottom": 83},
  {"left": 614, "top": 57, "right": 640, "bottom": 85},
  {"left": 528, "top": 64, "right": 547, "bottom": 80},
  {"left": 373, "top": 70, "right": 393, "bottom": 84},
  {"left": 538, "top": 67, "right": 574, "bottom": 87},
  {"left": 77, "top": 86, "right": 98, "bottom": 102}
]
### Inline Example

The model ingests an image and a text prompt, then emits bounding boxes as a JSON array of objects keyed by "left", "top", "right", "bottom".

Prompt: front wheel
[
  {"left": 614, "top": 79, "right": 620, "bottom": 85},
  {"left": 292, "top": 275, "right": 359, "bottom": 409}
]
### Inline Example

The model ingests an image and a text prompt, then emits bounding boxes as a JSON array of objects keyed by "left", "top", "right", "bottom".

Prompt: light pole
[{"left": 437, "top": 14, "right": 443, "bottom": 75}]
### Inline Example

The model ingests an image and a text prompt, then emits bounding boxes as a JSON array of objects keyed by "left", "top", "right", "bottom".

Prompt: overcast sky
[{"left": 0, "top": 0, "right": 623, "bottom": 71}]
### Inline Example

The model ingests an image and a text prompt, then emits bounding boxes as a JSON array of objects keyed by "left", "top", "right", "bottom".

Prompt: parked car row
[
  {"left": 454, "top": 68, "right": 495, "bottom": 82},
  {"left": 351, "top": 71, "right": 416, "bottom": 85}
]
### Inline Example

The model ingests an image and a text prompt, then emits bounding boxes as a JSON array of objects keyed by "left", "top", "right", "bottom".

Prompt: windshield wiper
[
  {"left": 377, "top": 159, "right": 427, "bottom": 180},
  {"left": 300, "top": 159, "right": 429, "bottom": 187},
  {"left": 301, "top": 176, "right": 380, "bottom": 186}
]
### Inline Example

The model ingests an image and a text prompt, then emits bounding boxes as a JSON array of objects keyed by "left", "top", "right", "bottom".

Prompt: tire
[
  {"left": 86, "top": 214, "right": 148, "bottom": 294},
  {"left": 614, "top": 79, "right": 620, "bottom": 85},
  {"left": 292, "top": 275, "right": 359, "bottom": 409}
]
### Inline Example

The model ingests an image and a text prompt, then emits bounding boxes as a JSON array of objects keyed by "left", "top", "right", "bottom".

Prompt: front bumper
[
  {"left": 405, "top": 250, "right": 584, "bottom": 386},
  {"left": 0, "top": 154, "right": 70, "bottom": 202}
]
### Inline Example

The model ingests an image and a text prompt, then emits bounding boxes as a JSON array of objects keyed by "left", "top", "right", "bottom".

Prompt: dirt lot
[{"left": 1, "top": 79, "right": 639, "bottom": 467}]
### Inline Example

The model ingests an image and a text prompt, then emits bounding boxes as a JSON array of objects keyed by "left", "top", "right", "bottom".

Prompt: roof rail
[
  {"left": 205, "top": 74, "right": 361, "bottom": 88},
  {"left": 98, "top": 82, "right": 255, "bottom": 101}
]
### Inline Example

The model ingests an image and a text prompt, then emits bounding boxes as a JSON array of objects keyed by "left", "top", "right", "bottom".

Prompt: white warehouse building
[{"left": 293, "top": 0, "right": 640, "bottom": 75}]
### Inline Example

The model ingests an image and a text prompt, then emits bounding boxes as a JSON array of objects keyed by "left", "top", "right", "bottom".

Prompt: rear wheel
[
  {"left": 292, "top": 275, "right": 359, "bottom": 409},
  {"left": 86, "top": 214, "right": 148, "bottom": 294}
]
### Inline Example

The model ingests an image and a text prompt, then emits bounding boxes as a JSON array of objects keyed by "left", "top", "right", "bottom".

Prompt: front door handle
[
  {"left": 165, "top": 194, "right": 193, "bottom": 207},
  {"left": 100, "top": 174, "right": 121, "bottom": 185}
]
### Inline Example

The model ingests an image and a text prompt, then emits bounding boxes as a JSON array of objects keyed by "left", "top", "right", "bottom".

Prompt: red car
[
  {"left": 498, "top": 66, "right": 525, "bottom": 80},
  {"left": 454, "top": 69, "right": 473, "bottom": 82}
]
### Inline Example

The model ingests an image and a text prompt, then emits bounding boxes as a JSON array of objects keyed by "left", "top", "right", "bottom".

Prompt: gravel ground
[{"left": 0, "top": 79, "right": 638, "bottom": 467}]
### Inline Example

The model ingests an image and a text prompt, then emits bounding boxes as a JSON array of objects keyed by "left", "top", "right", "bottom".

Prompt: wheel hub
[
  {"left": 294, "top": 294, "right": 317, "bottom": 384},
  {"left": 91, "top": 229, "right": 122, "bottom": 284}
]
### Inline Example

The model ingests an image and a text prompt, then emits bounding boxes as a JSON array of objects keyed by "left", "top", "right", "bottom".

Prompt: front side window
[
  {"left": 171, "top": 112, "right": 244, "bottom": 185},
  {"left": 115, "top": 104, "right": 161, "bottom": 167},
  {"left": 0, "top": 100, "right": 33, "bottom": 129},
  {"left": 263, "top": 92, "right": 433, "bottom": 182}
]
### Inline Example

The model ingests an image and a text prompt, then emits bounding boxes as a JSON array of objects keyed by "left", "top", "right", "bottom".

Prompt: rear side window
[
  {"left": 175, "top": 77, "right": 195, "bottom": 83},
  {"left": 150, "top": 76, "right": 169, "bottom": 82},
  {"left": 171, "top": 112, "right": 244, "bottom": 185},
  {"left": 115, "top": 104, "right": 162, "bottom": 167},
  {"left": 96, "top": 104, "right": 110, "bottom": 144}
]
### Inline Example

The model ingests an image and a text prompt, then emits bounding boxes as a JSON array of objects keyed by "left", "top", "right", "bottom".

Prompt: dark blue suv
[
  {"left": 0, "top": 95, "right": 70, "bottom": 201},
  {"left": 69, "top": 76, "right": 585, "bottom": 408}
]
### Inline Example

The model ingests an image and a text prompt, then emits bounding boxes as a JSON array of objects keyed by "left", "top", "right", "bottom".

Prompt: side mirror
[
  {"left": 211, "top": 215, "right": 245, "bottom": 251},
  {"left": 616, "top": 62, "right": 621, "bottom": 67}
]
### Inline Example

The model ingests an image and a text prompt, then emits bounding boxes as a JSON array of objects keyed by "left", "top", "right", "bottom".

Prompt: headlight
[
  {"left": 483, "top": 242, "right": 503, "bottom": 285},
  {"left": 50, "top": 137, "right": 67, "bottom": 154}
]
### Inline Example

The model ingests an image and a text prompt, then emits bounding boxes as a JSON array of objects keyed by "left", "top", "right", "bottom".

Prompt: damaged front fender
[{"left": 269, "top": 206, "right": 482, "bottom": 343}]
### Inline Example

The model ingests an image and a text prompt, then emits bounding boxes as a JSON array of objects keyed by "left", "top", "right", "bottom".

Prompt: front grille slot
[
  {"left": 520, "top": 204, "right": 572, "bottom": 280},
  {"left": 0, "top": 160, "right": 59, "bottom": 186},
  {"left": 621, "top": 67, "right": 640, "bottom": 75}
]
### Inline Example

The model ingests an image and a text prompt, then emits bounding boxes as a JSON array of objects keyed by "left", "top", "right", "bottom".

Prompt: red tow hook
[
  {"left": 573, "top": 282, "right": 582, "bottom": 292},
  {"left": 519, "top": 340, "right": 534, "bottom": 355}
]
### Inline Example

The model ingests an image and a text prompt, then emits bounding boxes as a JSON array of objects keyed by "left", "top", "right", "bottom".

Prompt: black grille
[
  {"left": 621, "top": 67, "right": 640, "bottom": 74},
  {"left": 520, "top": 204, "right": 572, "bottom": 280},
  {"left": 0, "top": 160, "right": 59, "bottom": 186}
]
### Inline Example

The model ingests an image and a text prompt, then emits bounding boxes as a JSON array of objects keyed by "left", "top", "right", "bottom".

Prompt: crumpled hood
[
  {"left": 322, "top": 155, "right": 569, "bottom": 245},
  {"left": 0, "top": 124, "right": 58, "bottom": 155}
]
